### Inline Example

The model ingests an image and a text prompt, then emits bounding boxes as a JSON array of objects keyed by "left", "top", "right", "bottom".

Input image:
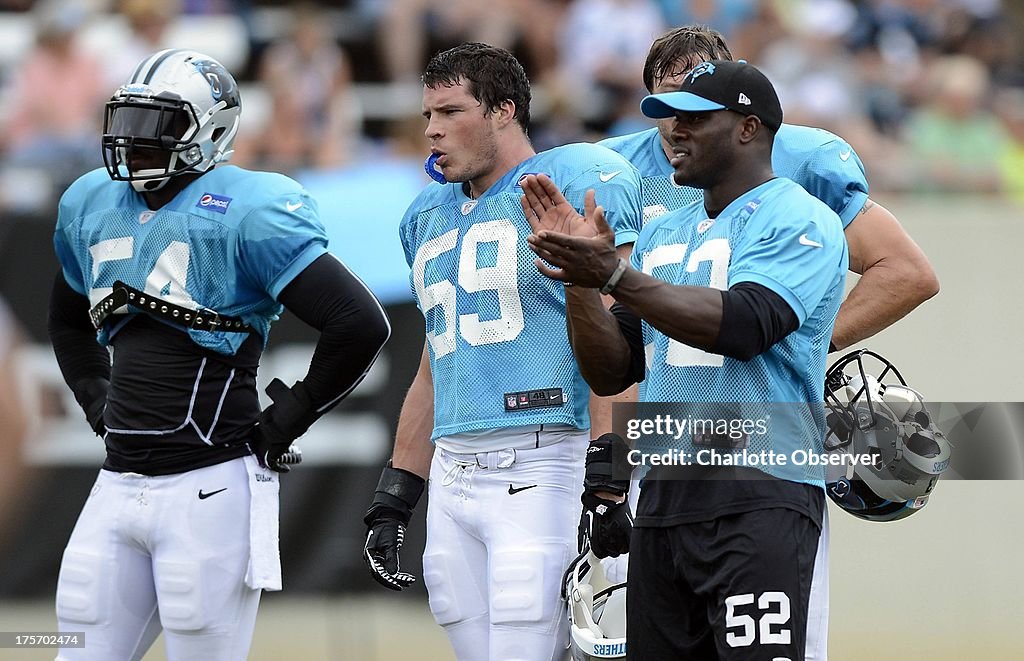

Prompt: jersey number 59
[{"left": 412, "top": 220, "right": 524, "bottom": 359}]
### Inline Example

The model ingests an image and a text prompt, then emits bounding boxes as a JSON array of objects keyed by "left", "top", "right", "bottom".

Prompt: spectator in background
[
  {"left": 1, "top": 0, "right": 106, "bottom": 193},
  {"left": 556, "top": 0, "right": 665, "bottom": 128},
  {"left": 653, "top": 0, "right": 755, "bottom": 43},
  {"left": 904, "top": 54, "right": 1008, "bottom": 193},
  {"left": 102, "top": 0, "right": 182, "bottom": 90},
  {"left": 760, "top": 0, "right": 863, "bottom": 131},
  {"left": 995, "top": 86, "right": 1024, "bottom": 204},
  {"left": 950, "top": 9, "right": 1024, "bottom": 88},
  {"left": 376, "top": 0, "right": 565, "bottom": 85},
  {"left": 759, "top": 0, "right": 889, "bottom": 172},
  {"left": 236, "top": 3, "right": 358, "bottom": 171}
]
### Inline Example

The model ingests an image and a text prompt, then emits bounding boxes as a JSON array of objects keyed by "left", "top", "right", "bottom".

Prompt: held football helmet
[
  {"left": 824, "top": 349, "right": 952, "bottom": 522},
  {"left": 102, "top": 49, "right": 241, "bottom": 192},
  {"left": 562, "top": 548, "right": 627, "bottom": 660}
]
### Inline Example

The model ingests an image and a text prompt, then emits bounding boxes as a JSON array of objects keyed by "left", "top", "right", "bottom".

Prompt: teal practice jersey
[
  {"left": 54, "top": 166, "right": 329, "bottom": 355},
  {"left": 631, "top": 178, "right": 848, "bottom": 485},
  {"left": 600, "top": 124, "right": 869, "bottom": 228},
  {"left": 401, "top": 143, "right": 643, "bottom": 438}
]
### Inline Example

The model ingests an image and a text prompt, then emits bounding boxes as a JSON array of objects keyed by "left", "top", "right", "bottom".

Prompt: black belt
[{"left": 88, "top": 281, "right": 256, "bottom": 334}]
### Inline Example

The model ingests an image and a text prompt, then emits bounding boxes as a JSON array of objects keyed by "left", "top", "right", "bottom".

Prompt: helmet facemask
[
  {"left": 563, "top": 549, "right": 627, "bottom": 660},
  {"left": 824, "top": 349, "right": 953, "bottom": 522},
  {"left": 102, "top": 93, "right": 203, "bottom": 192},
  {"left": 101, "top": 49, "right": 241, "bottom": 193}
]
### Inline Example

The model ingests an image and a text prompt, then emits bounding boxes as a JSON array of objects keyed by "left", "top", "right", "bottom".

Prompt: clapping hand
[{"left": 519, "top": 174, "right": 619, "bottom": 288}]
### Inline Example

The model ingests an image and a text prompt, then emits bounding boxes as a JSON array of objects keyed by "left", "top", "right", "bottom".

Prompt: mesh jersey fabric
[
  {"left": 54, "top": 165, "right": 329, "bottom": 356},
  {"left": 630, "top": 177, "right": 848, "bottom": 485},
  {"left": 400, "top": 142, "right": 643, "bottom": 438}
]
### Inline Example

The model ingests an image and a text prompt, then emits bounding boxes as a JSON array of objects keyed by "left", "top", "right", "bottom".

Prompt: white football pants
[
  {"left": 424, "top": 429, "right": 587, "bottom": 661},
  {"left": 55, "top": 457, "right": 271, "bottom": 661}
]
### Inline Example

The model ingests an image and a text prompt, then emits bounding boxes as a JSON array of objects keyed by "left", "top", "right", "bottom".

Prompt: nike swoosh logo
[
  {"left": 838, "top": 149, "right": 852, "bottom": 162},
  {"left": 599, "top": 170, "right": 622, "bottom": 182},
  {"left": 286, "top": 201, "right": 303, "bottom": 212},
  {"left": 799, "top": 234, "right": 823, "bottom": 248},
  {"left": 508, "top": 484, "right": 538, "bottom": 495},
  {"left": 198, "top": 488, "right": 227, "bottom": 500}
]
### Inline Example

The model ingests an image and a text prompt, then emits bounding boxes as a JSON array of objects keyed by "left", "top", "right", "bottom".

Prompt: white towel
[{"left": 243, "top": 455, "right": 282, "bottom": 591}]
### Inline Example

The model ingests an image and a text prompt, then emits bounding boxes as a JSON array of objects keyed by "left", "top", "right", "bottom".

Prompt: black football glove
[
  {"left": 579, "top": 433, "right": 633, "bottom": 558},
  {"left": 252, "top": 378, "right": 316, "bottom": 473},
  {"left": 363, "top": 462, "right": 425, "bottom": 591},
  {"left": 72, "top": 377, "right": 108, "bottom": 437},
  {"left": 579, "top": 493, "right": 633, "bottom": 558}
]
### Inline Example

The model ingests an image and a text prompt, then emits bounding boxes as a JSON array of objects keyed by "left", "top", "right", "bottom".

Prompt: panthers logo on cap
[{"left": 687, "top": 61, "right": 716, "bottom": 83}]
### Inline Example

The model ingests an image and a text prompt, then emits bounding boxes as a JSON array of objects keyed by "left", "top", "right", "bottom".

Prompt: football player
[
  {"left": 584, "top": 25, "right": 942, "bottom": 626},
  {"left": 361, "top": 43, "right": 642, "bottom": 660},
  {"left": 606, "top": 24, "right": 937, "bottom": 351},
  {"left": 523, "top": 60, "right": 845, "bottom": 661},
  {"left": 589, "top": 24, "right": 939, "bottom": 436},
  {"left": 48, "top": 49, "right": 390, "bottom": 660}
]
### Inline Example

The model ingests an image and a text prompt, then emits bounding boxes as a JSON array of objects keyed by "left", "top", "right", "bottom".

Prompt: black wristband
[
  {"left": 583, "top": 433, "right": 632, "bottom": 497},
  {"left": 364, "top": 462, "right": 425, "bottom": 526}
]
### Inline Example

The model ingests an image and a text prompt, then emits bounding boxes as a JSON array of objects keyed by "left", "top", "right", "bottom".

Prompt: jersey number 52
[{"left": 642, "top": 238, "right": 731, "bottom": 368}]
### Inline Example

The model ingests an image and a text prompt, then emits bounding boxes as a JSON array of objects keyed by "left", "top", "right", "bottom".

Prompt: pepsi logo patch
[{"left": 196, "top": 192, "right": 232, "bottom": 214}]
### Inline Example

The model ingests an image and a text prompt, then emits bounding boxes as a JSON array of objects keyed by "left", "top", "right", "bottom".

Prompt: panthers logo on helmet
[
  {"left": 192, "top": 58, "right": 240, "bottom": 107},
  {"left": 824, "top": 349, "right": 952, "bottom": 522}
]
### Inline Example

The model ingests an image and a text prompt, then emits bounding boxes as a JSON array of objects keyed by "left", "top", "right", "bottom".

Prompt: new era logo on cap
[{"left": 640, "top": 60, "right": 783, "bottom": 132}]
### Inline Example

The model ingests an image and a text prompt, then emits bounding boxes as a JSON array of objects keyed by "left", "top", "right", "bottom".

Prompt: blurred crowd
[{"left": 0, "top": 0, "right": 1022, "bottom": 214}]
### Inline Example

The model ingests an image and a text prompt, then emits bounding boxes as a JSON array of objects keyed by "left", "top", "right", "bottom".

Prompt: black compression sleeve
[
  {"left": 609, "top": 302, "right": 645, "bottom": 389},
  {"left": 277, "top": 253, "right": 391, "bottom": 412},
  {"left": 712, "top": 282, "right": 799, "bottom": 361},
  {"left": 48, "top": 272, "right": 111, "bottom": 392}
]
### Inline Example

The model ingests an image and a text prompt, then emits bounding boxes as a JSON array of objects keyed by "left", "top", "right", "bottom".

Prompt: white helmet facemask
[{"left": 563, "top": 548, "right": 627, "bottom": 660}]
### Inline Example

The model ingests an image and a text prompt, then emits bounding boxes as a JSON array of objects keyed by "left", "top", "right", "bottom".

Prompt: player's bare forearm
[
  {"left": 565, "top": 286, "right": 633, "bottom": 396},
  {"left": 610, "top": 268, "right": 723, "bottom": 353},
  {"left": 567, "top": 243, "right": 638, "bottom": 397},
  {"left": 589, "top": 385, "right": 638, "bottom": 438},
  {"left": 391, "top": 343, "right": 435, "bottom": 479},
  {"left": 832, "top": 200, "right": 939, "bottom": 350},
  {"left": 588, "top": 243, "right": 639, "bottom": 434}
]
